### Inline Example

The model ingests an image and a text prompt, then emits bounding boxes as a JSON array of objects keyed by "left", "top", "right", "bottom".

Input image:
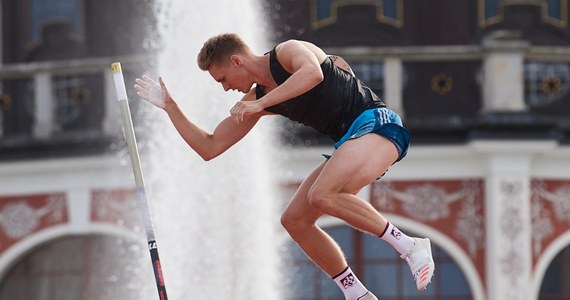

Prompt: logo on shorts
[
  {"left": 340, "top": 273, "right": 356, "bottom": 289},
  {"left": 391, "top": 227, "right": 402, "bottom": 240}
]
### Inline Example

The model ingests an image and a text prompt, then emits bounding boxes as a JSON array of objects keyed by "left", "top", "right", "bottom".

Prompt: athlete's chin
[{"left": 242, "top": 83, "right": 253, "bottom": 93}]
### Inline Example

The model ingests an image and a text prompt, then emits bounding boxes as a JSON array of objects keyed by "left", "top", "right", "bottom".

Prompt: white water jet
[{"left": 139, "top": 0, "right": 282, "bottom": 299}]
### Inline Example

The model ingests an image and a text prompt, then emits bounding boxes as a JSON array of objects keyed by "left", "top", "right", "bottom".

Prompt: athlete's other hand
[
  {"left": 230, "top": 99, "right": 263, "bottom": 123},
  {"left": 134, "top": 75, "right": 170, "bottom": 109}
]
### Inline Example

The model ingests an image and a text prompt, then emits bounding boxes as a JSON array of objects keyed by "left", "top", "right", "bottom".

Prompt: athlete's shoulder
[
  {"left": 275, "top": 39, "right": 309, "bottom": 52},
  {"left": 275, "top": 40, "right": 326, "bottom": 64}
]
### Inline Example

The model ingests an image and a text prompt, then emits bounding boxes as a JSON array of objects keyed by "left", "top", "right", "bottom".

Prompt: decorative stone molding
[
  {"left": 91, "top": 189, "right": 141, "bottom": 231},
  {"left": 498, "top": 179, "right": 526, "bottom": 290},
  {"left": 530, "top": 179, "right": 570, "bottom": 264},
  {"left": 91, "top": 189, "right": 143, "bottom": 231},
  {"left": 0, "top": 193, "right": 68, "bottom": 254},
  {"left": 371, "top": 179, "right": 486, "bottom": 264}
]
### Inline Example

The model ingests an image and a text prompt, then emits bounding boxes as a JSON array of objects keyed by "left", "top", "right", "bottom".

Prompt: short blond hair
[{"left": 197, "top": 33, "right": 248, "bottom": 70}]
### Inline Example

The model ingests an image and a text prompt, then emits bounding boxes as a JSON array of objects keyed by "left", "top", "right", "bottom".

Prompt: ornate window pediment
[
  {"left": 311, "top": 0, "right": 404, "bottom": 30},
  {"left": 479, "top": 0, "right": 568, "bottom": 28}
]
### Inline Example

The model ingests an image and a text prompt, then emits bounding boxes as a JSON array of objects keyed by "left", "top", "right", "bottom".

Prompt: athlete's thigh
[
  {"left": 315, "top": 134, "right": 399, "bottom": 194},
  {"left": 282, "top": 161, "right": 326, "bottom": 222}
]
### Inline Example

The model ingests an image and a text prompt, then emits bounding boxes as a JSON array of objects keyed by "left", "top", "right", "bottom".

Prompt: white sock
[
  {"left": 379, "top": 222, "right": 416, "bottom": 256},
  {"left": 332, "top": 266, "right": 369, "bottom": 300}
]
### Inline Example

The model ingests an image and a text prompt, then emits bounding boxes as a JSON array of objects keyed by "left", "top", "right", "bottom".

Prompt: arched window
[
  {"left": 539, "top": 245, "right": 570, "bottom": 300},
  {"left": 282, "top": 225, "right": 472, "bottom": 300},
  {"left": 0, "top": 235, "right": 154, "bottom": 300}
]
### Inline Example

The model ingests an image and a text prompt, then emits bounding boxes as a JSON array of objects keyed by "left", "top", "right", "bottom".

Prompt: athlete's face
[{"left": 209, "top": 56, "right": 252, "bottom": 93}]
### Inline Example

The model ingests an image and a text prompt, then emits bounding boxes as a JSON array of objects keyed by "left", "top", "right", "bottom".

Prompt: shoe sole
[{"left": 357, "top": 291, "right": 378, "bottom": 300}]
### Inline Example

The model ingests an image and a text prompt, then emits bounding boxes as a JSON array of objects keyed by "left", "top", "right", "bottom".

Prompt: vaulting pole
[{"left": 111, "top": 62, "right": 168, "bottom": 300}]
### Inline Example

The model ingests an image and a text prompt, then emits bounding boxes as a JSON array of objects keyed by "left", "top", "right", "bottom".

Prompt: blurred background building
[
  {"left": 0, "top": 0, "right": 570, "bottom": 299},
  {"left": 0, "top": 0, "right": 158, "bottom": 299}
]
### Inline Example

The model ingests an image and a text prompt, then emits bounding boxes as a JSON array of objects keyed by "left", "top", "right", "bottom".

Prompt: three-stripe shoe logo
[{"left": 415, "top": 265, "right": 432, "bottom": 289}]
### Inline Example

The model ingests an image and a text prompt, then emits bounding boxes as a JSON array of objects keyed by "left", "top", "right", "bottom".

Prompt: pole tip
[{"left": 111, "top": 62, "right": 122, "bottom": 73}]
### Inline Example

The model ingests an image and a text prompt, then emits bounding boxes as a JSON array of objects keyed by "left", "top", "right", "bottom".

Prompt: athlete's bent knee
[
  {"left": 281, "top": 212, "right": 310, "bottom": 235},
  {"left": 307, "top": 188, "right": 335, "bottom": 213}
]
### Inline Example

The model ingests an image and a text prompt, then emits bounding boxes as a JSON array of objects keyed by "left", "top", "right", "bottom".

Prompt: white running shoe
[
  {"left": 357, "top": 291, "right": 378, "bottom": 300},
  {"left": 401, "top": 238, "right": 435, "bottom": 291}
]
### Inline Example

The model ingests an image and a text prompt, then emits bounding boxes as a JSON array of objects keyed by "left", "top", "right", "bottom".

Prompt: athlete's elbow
[
  {"left": 198, "top": 150, "right": 220, "bottom": 161},
  {"left": 191, "top": 145, "right": 216, "bottom": 161},
  {"left": 198, "top": 145, "right": 227, "bottom": 161},
  {"left": 202, "top": 155, "right": 215, "bottom": 162}
]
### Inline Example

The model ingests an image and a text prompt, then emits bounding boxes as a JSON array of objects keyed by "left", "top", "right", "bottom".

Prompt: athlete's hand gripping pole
[{"left": 111, "top": 62, "right": 168, "bottom": 300}]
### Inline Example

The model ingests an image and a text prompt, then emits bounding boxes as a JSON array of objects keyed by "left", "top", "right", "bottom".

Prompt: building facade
[
  {"left": 0, "top": 0, "right": 158, "bottom": 299},
  {"left": 0, "top": 0, "right": 570, "bottom": 300},
  {"left": 266, "top": 1, "right": 570, "bottom": 299}
]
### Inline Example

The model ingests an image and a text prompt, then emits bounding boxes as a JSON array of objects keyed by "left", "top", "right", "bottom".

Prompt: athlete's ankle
[
  {"left": 332, "top": 266, "right": 369, "bottom": 300},
  {"left": 379, "top": 222, "right": 415, "bottom": 256}
]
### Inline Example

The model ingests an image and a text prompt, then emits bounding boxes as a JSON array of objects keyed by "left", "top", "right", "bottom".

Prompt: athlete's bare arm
[
  {"left": 253, "top": 40, "right": 326, "bottom": 109},
  {"left": 135, "top": 77, "right": 265, "bottom": 160},
  {"left": 229, "top": 40, "right": 326, "bottom": 123}
]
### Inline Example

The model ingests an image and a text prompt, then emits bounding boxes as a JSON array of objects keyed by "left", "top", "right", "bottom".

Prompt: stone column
[
  {"left": 471, "top": 140, "right": 556, "bottom": 300},
  {"left": 33, "top": 72, "right": 54, "bottom": 139},
  {"left": 383, "top": 57, "right": 404, "bottom": 118},
  {"left": 485, "top": 153, "right": 531, "bottom": 300},
  {"left": 67, "top": 186, "right": 91, "bottom": 234},
  {"left": 482, "top": 37, "right": 529, "bottom": 112}
]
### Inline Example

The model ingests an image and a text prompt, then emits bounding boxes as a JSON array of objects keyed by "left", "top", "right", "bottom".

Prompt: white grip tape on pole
[{"left": 111, "top": 62, "right": 129, "bottom": 101}]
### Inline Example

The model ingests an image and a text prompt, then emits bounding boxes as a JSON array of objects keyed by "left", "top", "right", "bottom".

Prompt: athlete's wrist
[
  {"left": 163, "top": 98, "right": 178, "bottom": 113},
  {"left": 254, "top": 99, "right": 266, "bottom": 110}
]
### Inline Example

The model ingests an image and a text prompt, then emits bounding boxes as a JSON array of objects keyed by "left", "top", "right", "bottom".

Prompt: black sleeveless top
[{"left": 256, "top": 48, "right": 385, "bottom": 142}]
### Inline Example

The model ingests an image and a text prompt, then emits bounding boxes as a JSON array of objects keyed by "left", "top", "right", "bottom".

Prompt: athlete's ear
[{"left": 230, "top": 55, "right": 242, "bottom": 66}]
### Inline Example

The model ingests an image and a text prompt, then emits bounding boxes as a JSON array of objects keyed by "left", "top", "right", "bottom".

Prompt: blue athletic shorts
[{"left": 326, "top": 107, "right": 411, "bottom": 162}]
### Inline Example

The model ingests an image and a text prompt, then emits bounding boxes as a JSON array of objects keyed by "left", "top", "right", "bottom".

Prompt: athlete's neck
[{"left": 243, "top": 54, "right": 275, "bottom": 89}]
